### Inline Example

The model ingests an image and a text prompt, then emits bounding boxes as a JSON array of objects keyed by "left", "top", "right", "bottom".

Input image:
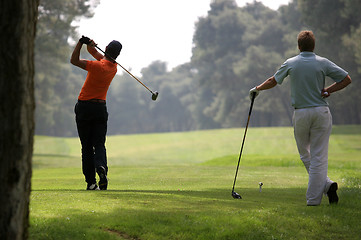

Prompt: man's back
[{"left": 275, "top": 52, "right": 348, "bottom": 109}]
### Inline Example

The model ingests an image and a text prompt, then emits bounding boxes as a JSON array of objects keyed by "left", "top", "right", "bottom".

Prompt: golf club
[
  {"left": 94, "top": 44, "right": 159, "bottom": 101},
  {"left": 231, "top": 92, "right": 256, "bottom": 199}
]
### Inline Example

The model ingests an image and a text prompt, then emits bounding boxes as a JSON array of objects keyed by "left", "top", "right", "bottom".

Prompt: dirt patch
[{"left": 105, "top": 228, "right": 141, "bottom": 240}]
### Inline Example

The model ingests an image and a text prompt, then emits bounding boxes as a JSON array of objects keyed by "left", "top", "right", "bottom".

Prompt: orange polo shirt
[{"left": 78, "top": 59, "right": 117, "bottom": 101}]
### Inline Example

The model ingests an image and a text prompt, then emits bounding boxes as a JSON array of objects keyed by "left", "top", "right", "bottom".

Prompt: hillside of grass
[
  {"left": 33, "top": 125, "right": 360, "bottom": 168},
  {"left": 34, "top": 126, "right": 299, "bottom": 167}
]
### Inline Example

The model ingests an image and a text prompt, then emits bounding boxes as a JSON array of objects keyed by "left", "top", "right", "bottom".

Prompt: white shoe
[{"left": 86, "top": 183, "right": 100, "bottom": 190}]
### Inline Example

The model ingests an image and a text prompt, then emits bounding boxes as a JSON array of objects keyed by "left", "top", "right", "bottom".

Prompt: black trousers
[{"left": 74, "top": 101, "right": 108, "bottom": 184}]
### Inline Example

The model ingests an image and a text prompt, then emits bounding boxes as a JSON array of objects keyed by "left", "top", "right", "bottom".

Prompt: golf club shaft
[
  {"left": 94, "top": 45, "right": 153, "bottom": 94},
  {"left": 232, "top": 92, "right": 256, "bottom": 192}
]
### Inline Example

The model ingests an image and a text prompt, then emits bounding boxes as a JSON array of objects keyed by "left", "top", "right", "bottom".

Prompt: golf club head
[
  {"left": 151, "top": 91, "right": 159, "bottom": 101},
  {"left": 232, "top": 191, "right": 242, "bottom": 199}
]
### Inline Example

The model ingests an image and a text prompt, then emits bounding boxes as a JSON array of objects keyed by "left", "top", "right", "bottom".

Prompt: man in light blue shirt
[
  {"left": 249, "top": 30, "right": 351, "bottom": 206},
  {"left": 274, "top": 51, "right": 348, "bottom": 109}
]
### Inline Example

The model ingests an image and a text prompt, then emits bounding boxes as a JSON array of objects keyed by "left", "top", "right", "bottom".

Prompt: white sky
[{"left": 77, "top": 0, "right": 290, "bottom": 75}]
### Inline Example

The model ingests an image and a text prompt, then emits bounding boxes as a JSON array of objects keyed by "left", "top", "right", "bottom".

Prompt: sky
[{"left": 77, "top": 0, "right": 291, "bottom": 75}]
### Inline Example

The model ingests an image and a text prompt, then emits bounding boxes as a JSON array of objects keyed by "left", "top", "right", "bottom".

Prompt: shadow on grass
[
  {"left": 31, "top": 187, "right": 354, "bottom": 208},
  {"left": 32, "top": 187, "right": 308, "bottom": 212},
  {"left": 30, "top": 186, "right": 361, "bottom": 240},
  {"left": 30, "top": 187, "right": 361, "bottom": 240}
]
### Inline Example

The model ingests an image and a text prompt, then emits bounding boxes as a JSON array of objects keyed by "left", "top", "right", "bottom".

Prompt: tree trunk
[{"left": 0, "top": 0, "right": 39, "bottom": 239}]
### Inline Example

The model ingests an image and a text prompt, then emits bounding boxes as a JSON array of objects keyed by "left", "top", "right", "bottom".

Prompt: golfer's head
[
  {"left": 298, "top": 30, "right": 315, "bottom": 52},
  {"left": 105, "top": 40, "right": 122, "bottom": 60}
]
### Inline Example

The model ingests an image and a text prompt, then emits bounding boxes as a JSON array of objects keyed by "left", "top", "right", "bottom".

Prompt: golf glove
[
  {"left": 249, "top": 87, "right": 259, "bottom": 100},
  {"left": 79, "top": 35, "right": 91, "bottom": 45}
]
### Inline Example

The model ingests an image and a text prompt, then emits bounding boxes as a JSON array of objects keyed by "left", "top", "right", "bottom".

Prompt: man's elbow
[
  {"left": 269, "top": 76, "right": 277, "bottom": 88},
  {"left": 70, "top": 58, "right": 82, "bottom": 67},
  {"left": 70, "top": 59, "right": 87, "bottom": 70},
  {"left": 70, "top": 57, "right": 76, "bottom": 65},
  {"left": 346, "top": 75, "right": 352, "bottom": 85}
]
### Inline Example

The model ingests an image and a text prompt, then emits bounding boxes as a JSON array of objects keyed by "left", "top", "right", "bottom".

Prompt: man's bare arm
[
  {"left": 70, "top": 41, "right": 87, "bottom": 70},
  {"left": 87, "top": 40, "right": 103, "bottom": 61},
  {"left": 256, "top": 76, "right": 277, "bottom": 91},
  {"left": 322, "top": 75, "right": 352, "bottom": 97}
]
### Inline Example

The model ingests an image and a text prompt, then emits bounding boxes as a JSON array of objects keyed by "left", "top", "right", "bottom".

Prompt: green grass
[{"left": 30, "top": 125, "right": 361, "bottom": 239}]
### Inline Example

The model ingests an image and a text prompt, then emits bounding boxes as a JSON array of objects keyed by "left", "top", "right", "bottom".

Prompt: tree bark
[{"left": 0, "top": 0, "right": 39, "bottom": 239}]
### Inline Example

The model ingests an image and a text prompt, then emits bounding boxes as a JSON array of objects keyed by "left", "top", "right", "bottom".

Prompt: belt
[{"left": 78, "top": 99, "right": 106, "bottom": 104}]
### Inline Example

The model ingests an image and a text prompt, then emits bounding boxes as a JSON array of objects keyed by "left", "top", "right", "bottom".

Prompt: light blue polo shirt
[{"left": 274, "top": 52, "right": 348, "bottom": 109}]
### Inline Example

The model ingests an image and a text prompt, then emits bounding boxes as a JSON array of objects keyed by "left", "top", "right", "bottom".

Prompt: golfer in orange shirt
[{"left": 70, "top": 36, "right": 122, "bottom": 190}]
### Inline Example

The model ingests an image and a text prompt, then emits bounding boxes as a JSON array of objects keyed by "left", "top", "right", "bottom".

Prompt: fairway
[{"left": 30, "top": 126, "right": 361, "bottom": 239}]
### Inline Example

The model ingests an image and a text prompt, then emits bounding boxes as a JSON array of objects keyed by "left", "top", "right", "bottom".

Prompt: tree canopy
[{"left": 35, "top": 0, "right": 361, "bottom": 136}]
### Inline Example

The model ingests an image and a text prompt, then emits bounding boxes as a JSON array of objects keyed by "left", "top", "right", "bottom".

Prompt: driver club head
[
  {"left": 151, "top": 91, "right": 159, "bottom": 101},
  {"left": 232, "top": 191, "right": 242, "bottom": 199}
]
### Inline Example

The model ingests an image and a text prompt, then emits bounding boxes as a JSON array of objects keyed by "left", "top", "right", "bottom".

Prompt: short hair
[
  {"left": 105, "top": 40, "right": 122, "bottom": 60},
  {"left": 297, "top": 30, "right": 315, "bottom": 52}
]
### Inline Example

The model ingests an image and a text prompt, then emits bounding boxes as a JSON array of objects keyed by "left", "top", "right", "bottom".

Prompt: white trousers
[{"left": 293, "top": 106, "right": 333, "bottom": 205}]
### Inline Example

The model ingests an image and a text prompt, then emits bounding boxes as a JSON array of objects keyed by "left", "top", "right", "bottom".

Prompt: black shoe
[
  {"left": 97, "top": 166, "right": 108, "bottom": 190},
  {"left": 327, "top": 182, "right": 338, "bottom": 204},
  {"left": 86, "top": 183, "right": 100, "bottom": 190}
]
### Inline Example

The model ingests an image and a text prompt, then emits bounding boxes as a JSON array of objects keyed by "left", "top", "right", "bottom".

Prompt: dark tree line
[
  {"left": 35, "top": 0, "right": 99, "bottom": 136},
  {"left": 35, "top": 0, "right": 361, "bottom": 136}
]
